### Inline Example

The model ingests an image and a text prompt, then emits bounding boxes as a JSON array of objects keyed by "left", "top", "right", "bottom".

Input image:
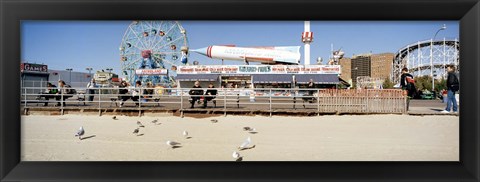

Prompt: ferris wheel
[{"left": 119, "top": 21, "right": 188, "bottom": 86}]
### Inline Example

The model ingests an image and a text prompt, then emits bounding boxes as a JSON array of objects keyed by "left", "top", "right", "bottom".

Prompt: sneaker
[
  {"left": 440, "top": 110, "right": 450, "bottom": 113},
  {"left": 453, "top": 111, "right": 458, "bottom": 114}
]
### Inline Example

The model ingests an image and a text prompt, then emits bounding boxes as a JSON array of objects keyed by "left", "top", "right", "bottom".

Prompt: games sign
[{"left": 21, "top": 63, "right": 48, "bottom": 73}]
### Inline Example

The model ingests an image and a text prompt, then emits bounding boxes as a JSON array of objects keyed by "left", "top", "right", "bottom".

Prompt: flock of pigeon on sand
[{"left": 74, "top": 116, "right": 258, "bottom": 161}]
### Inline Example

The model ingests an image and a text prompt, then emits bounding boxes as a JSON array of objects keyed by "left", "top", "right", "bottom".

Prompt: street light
[
  {"left": 430, "top": 24, "right": 447, "bottom": 92},
  {"left": 86, "top": 67, "right": 93, "bottom": 75},
  {"left": 106, "top": 68, "right": 113, "bottom": 73},
  {"left": 66, "top": 68, "right": 73, "bottom": 84}
]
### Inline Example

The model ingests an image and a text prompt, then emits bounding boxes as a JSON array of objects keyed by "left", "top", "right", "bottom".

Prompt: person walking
[
  {"left": 400, "top": 68, "right": 416, "bottom": 111},
  {"left": 86, "top": 78, "right": 97, "bottom": 102},
  {"left": 441, "top": 65, "right": 459, "bottom": 113}
]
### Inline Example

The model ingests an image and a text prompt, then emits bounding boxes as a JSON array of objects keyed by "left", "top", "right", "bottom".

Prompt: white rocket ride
[{"left": 191, "top": 45, "right": 301, "bottom": 65}]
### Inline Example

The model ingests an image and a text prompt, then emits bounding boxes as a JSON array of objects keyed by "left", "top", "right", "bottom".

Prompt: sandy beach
[{"left": 21, "top": 114, "right": 458, "bottom": 161}]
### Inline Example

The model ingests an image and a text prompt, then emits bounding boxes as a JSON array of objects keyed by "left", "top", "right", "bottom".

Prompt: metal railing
[{"left": 21, "top": 86, "right": 407, "bottom": 116}]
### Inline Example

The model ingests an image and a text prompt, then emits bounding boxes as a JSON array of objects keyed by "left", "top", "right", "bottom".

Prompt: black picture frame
[{"left": 1, "top": 0, "right": 479, "bottom": 181}]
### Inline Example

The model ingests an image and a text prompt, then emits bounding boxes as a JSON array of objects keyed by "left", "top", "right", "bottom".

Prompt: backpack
[
  {"left": 65, "top": 85, "right": 77, "bottom": 95},
  {"left": 405, "top": 75, "right": 416, "bottom": 97},
  {"left": 451, "top": 74, "right": 460, "bottom": 92}
]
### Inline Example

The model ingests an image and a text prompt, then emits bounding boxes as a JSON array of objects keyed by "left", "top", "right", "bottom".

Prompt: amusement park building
[
  {"left": 20, "top": 62, "right": 95, "bottom": 88},
  {"left": 47, "top": 69, "right": 93, "bottom": 87}
]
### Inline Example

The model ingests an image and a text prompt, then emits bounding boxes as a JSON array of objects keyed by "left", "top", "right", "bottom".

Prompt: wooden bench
[
  {"left": 141, "top": 97, "right": 161, "bottom": 107},
  {"left": 188, "top": 95, "right": 240, "bottom": 108},
  {"left": 109, "top": 96, "right": 161, "bottom": 107},
  {"left": 36, "top": 93, "right": 85, "bottom": 106}
]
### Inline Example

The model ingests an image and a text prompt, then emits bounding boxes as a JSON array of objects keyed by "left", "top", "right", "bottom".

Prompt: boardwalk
[{"left": 21, "top": 97, "right": 458, "bottom": 117}]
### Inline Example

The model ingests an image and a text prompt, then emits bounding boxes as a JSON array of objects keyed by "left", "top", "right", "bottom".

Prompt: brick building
[
  {"left": 370, "top": 53, "right": 394, "bottom": 81},
  {"left": 348, "top": 53, "right": 394, "bottom": 87},
  {"left": 338, "top": 57, "right": 352, "bottom": 84}
]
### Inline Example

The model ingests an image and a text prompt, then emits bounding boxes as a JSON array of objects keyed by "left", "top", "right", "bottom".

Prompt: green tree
[
  {"left": 414, "top": 76, "right": 432, "bottom": 91},
  {"left": 434, "top": 77, "right": 447, "bottom": 92},
  {"left": 382, "top": 77, "right": 394, "bottom": 89}
]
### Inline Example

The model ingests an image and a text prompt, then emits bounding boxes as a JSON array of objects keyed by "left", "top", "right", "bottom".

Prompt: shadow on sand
[
  {"left": 430, "top": 108, "right": 444, "bottom": 112},
  {"left": 81, "top": 135, "right": 96, "bottom": 140},
  {"left": 235, "top": 157, "right": 243, "bottom": 162},
  {"left": 239, "top": 145, "right": 256, "bottom": 151}
]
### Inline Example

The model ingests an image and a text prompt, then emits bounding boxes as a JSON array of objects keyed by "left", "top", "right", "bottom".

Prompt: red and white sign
[
  {"left": 21, "top": 63, "right": 48, "bottom": 73},
  {"left": 302, "top": 32, "right": 313, "bottom": 42},
  {"left": 177, "top": 65, "right": 340, "bottom": 74},
  {"left": 135, "top": 69, "right": 168, "bottom": 75}
]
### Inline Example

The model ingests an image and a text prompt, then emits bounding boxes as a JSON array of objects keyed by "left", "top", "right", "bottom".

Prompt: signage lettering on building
[
  {"left": 21, "top": 63, "right": 48, "bottom": 73},
  {"left": 135, "top": 69, "right": 168, "bottom": 75},
  {"left": 177, "top": 65, "right": 341, "bottom": 74}
]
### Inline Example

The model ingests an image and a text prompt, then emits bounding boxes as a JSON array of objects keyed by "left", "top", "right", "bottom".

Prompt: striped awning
[
  {"left": 253, "top": 74, "right": 293, "bottom": 83},
  {"left": 175, "top": 74, "right": 220, "bottom": 81},
  {"left": 295, "top": 74, "right": 339, "bottom": 84}
]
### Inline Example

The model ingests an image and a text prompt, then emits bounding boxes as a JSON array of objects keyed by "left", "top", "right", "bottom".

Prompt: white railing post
[
  {"left": 24, "top": 87, "right": 27, "bottom": 107},
  {"left": 317, "top": 89, "right": 320, "bottom": 116},
  {"left": 224, "top": 88, "right": 227, "bottom": 117},
  {"left": 98, "top": 87, "right": 101, "bottom": 115},
  {"left": 269, "top": 88, "right": 272, "bottom": 117},
  {"left": 177, "top": 89, "right": 183, "bottom": 109},
  {"left": 139, "top": 88, "right": 142, "bottom": 109},
  {"left": 366, "top": 89, "right": 369, "bottom": 113}
]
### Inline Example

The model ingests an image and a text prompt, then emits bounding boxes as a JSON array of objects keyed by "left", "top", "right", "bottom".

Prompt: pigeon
[
  {"left": 133, "top": 128, "right": 139, "bottom": 135},
  {"left": 166, "top": 140, "right": 181, "bottom": 148},
  {"left": 75, "top": 126, "right": 85, "bottom": 140},
  {"left": 112, "top": 116, "right": 117, "bottom": 120},
  {"left": 232, "top": 151, "right": 243, "bottom": 161},
  {"left": 210, "top": 119, "right": 218, "bottom": 123},
  {"left": 232, "top": 151, "right": 240, "bottom": 159},
  {"left": 183, "top": 131, "right": 189, "bottom": 139},
  {"left": 243, "top": 127, "right": 255, "bottom": 132},
  {"left": 137, "top": 121, "right": 145, "bottom": 128},
  {"left": 238, "top": 137, "right": 252, "bottom": 150}
]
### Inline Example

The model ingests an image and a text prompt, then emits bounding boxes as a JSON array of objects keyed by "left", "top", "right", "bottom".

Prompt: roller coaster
[{"left": 392, "top": 38, "right": 459, "bottom": 84}]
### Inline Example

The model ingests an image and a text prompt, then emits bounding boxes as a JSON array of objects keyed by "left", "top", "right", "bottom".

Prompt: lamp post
[
  {"left": 86, "top": 67, "right": 93, "bottom": 76},
  {"left": 66, "top": 68, "right": 73, "bottom": 84},
  {"left": 430, "top": 24, "right": 447, "bottom": 92},
  {"left": 106, "top": 68, "right": 113, "bottom": 73}
]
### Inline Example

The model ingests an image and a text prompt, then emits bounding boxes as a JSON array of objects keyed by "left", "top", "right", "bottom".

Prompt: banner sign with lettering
[
  {"left": 177, "top": 65, "right": 340, "bottom": 74},
  {"left": 21, "top": 63, "right": 48, "bottom": 73},
  {"left": 135, "top": 69, "right": 168, "bottom": 75}
]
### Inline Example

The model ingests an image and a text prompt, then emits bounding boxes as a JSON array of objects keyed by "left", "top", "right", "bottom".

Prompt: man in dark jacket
[
  {"left": 203, "top": 83, "right": 217, "bottom": 108},
  {"left": 400, "top": 68, "right": 416, "bottom": 111},
  {"left": 441, "top": 65, "right": 459, "bottom": 113},
  {"left": 189, "top": 81, "right": 204, "bottom": 108},
  {"left": 400, "top": 68, "right": 416, "bottom": 98}
]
